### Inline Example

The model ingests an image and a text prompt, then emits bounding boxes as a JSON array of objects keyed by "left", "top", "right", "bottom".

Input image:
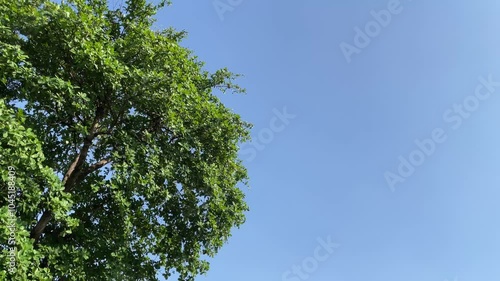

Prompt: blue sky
[{"left": 154, "top": 1, "right": 500, "bottom": 280}]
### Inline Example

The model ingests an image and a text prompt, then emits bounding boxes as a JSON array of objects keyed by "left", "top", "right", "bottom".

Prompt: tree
[{"left": 0, "top": 0, "right": 251, "bottom": 280}]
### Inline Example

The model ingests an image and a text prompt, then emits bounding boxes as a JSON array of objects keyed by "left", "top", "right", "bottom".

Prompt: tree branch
[
  {"left": 30, "top": 107, "right": 105, "bottom": 244},
  {"left": 73, "top": 158, "right": 112, "bottom": 186}
]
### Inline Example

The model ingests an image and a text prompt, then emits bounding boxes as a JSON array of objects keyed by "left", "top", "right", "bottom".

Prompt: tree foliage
[{"left": 0, "top": 0, "right": 251, "bottom": 279}]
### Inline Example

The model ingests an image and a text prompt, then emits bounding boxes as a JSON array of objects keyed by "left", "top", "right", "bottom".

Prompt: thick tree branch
[
  {"left": 29, "top": 210, "right": 52, "bottom": 243},
  {"left": 30, "top": 107, "right": 106, "bottom": 244}
]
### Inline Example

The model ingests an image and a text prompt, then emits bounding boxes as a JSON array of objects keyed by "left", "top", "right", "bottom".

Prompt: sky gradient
[{"left": 153, "top": 1, "right": 500, "bottom": 280}]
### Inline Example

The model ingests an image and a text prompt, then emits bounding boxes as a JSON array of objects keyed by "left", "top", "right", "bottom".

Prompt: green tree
[{"left": 0, "top": 0, "right": 251, "bottom": 280}]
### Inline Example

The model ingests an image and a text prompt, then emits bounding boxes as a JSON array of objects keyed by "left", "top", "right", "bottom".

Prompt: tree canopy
[{"left": 0, "top": 0, "right": 251, "bottom": 280}]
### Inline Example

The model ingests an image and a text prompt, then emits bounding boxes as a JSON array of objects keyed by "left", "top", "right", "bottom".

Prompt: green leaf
[{"left": 0, "top": 0, "right": 250, "bottom": 280}]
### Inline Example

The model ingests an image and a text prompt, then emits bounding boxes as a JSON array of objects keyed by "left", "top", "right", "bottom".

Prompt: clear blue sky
[{"left": 154, "top": 1, "right": 500, "bottom": 280}]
